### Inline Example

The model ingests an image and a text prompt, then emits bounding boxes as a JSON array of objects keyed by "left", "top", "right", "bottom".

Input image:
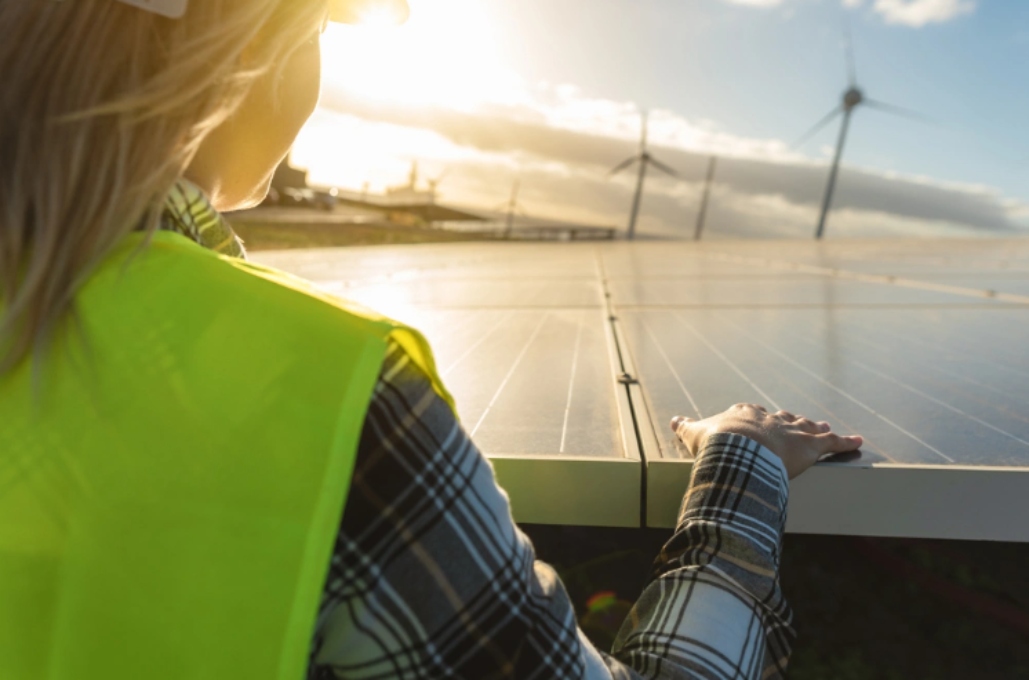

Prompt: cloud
[
  {"left": 722, "top": 0, "right": 785, "bottom": 6},
  {"left": 871, "top": 0, "right": 976, "bottom": 27},
  {"left": 309, "top": 86, "right": 1024, "bottom": 239}
]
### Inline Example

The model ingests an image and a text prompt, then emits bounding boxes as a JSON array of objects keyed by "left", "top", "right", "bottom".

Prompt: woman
[{"left": 0, "top": 1, "right": 863, "bottom": 678}]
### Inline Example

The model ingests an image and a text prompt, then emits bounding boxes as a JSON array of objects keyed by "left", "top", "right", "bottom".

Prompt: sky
[{"left": 290, "top": 0, "right": 1029, "bottom": 239}]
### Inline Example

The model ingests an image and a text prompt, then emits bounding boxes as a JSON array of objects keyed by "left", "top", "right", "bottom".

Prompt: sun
[{"left": 320, "top": 0, "right": 521, "bottom": 110}]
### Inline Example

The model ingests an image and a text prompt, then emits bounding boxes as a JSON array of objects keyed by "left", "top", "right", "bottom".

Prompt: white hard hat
[{"left": 115, "top": 0, "right": 410, "bottom": 24}]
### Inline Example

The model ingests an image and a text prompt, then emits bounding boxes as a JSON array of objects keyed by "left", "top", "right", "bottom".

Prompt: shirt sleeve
[
  {"left": 611, "top": 433, "right": 795, "bottom": 678},
  {"left": 309, "top": 342, "right": 794, "bottom": 680}
]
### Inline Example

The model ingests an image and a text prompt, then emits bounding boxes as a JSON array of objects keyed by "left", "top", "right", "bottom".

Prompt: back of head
[{"left": 0, "top": 0, "right": 325, "bottom": 374}]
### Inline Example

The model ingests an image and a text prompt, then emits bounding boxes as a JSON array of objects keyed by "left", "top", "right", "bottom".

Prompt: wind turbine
[
  {"left": 694, "top": 155, "right": 718, "bottom": 241},
  {"left": 426, "top": 169, "right": 448, "bottom": 204},
  {"left": 609, "top": 111, "right": 679, "bottom": 240},
  {"left": 796, "top": 29, "right": 928, "bottom": 239},
  {"left": 494, "top": 179, "right": 529, "bottom": 239}
]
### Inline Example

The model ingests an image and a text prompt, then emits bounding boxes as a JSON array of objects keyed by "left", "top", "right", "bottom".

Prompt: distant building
[
  {"left": 384, "top": 162, "right": 440, "bottom": 205},
  {"left": 272, "top": 157, "right": 308, "bottom": 191}
]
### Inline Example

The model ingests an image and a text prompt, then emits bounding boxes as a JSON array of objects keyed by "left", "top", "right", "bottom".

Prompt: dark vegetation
[
  {"left": 522, "top": 525, "right": 1029, "bottom": 679},
  {"left": 228, "top": 218, "right": 495, "bottom": 250}
]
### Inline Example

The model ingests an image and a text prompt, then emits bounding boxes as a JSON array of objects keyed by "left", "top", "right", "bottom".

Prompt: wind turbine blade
[
  {"left": 649, "top": 157, "right": 679, "bottom": 178},
  {"left": 641, "top": 110, "right": 649, "bottom": 151},
  {"left": 843, "top": 22, "right": 857, "bottom": 87},
  {"left": 609, "top": 156, "right": 639, "bottom": 176},
  {"left": 793, "top": 106, "right": 843, "bottom": 148},
  {"left": 863, "top": 99, "right": 935, "bottom": 124}
]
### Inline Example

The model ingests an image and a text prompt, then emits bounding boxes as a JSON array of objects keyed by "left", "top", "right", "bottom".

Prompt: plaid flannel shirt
[{"left": 163, "top": 184, "right": 796, "bottom": 679}]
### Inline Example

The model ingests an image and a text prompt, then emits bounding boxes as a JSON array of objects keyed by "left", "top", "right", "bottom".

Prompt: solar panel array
[{"left": 257, "top": 238, "right": 1029, "bottom": 540}]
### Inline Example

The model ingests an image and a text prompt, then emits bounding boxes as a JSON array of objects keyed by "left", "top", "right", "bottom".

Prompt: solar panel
[
  {"left": 607, "top": 240, "right": 1029, "bottom": 541},
  {"left": 257, "top": 244, "right": 641, "bottom": 528},
  {"left": 257, "top": 238, "right": 1029, "bottom": 541}
]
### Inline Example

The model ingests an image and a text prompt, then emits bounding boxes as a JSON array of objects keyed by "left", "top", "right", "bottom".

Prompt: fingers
[
  {"left": 814, "top": 431, "right": 864, "bottom": 454},
  {"left": 793, "top": 417, "right": 823, "bottom": 434},
  {"left": 733, "top": 403, "right": 767, "bottom": 414},
  {"left": 670, "top": 415, "right": 693, "bottom": 431},
  {"left": 774, "top": 410, "right": 830, "bottom": 431}
]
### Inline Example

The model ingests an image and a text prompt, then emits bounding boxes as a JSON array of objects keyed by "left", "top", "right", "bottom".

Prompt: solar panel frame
[
  {"left": 257, "top": 238, "right": 1029, "bottom": 541},
  {"left": 604, "top": 241, "right": 1029, "bottom": 542}
]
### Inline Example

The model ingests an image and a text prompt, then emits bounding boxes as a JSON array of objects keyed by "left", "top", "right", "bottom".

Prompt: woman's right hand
[{"left": 671, "top": 404, "right": 863, "bottom": 480}]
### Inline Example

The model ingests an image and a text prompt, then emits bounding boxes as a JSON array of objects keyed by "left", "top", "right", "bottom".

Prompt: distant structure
[
  {"left": 384, "top": 162, "right": 447, "bottom": 205},
  {"left": 502, "top": 179, "right": 526, "bottom": 238},
  {"left": 266, "top": 156, "right": 614, "bottom": 239},
  {"left": 796, "top": 28, "right": 927, "bottom": 240},
  {"left": 609, "top": 111, "right": 679, "bottom": 240},
  {"left": 271, "top": 156, "right": 308, "bottom": 191},
  {"left": 693, "top": 155, "right": 717, "bottom": 241}
]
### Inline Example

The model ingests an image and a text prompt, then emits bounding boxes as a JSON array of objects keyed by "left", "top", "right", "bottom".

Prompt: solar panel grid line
[
  {"left": 851, "top": 358, "right": 1029, "bottom": 449},
  {"left": 440, "top": 310, "right": 516, "bottom": 378},
  {"left": 559, "top": 310, "right": 587, "bottom": 454},
  {"left": 711, "top": 312, "right": 957, "bottom": 463},
  {"left": 899, "top": 319, "right": 1029, "bottom": 396},
  {"left": 640, "top": 319, "right": 703, "bottom": 419},
  {"left": 861, "top": 318, "right": 1029, "bottom": 383},
  {"left": 831, "top": 313, "right": 1029, "bottom": 450},
  {"left": 825, "top": 320, "right": 995, "bottom": 392},
  {"left": 934, "top": 317, "right": 1029, "bottom": 376},
  {"left": 258, "top": 240, "right": 1029, "bottom": 538},
  {"left": 772, "top": 318, "right": 1029, "bottom": 452},
  {"left": 408, "top": 313, "right": 640, "bottom": 524},
  {"left": 753, "top": 357, "right": 895, "bottom": 462},
  {"left": 624, "top": 309, "right": 897, "bottom": 464},
  {"left": 957, "top": 309, "right": 1029, "bottom": 356},
  {"left": 673, "top": 312, "right": 783, "bottom": 412},
  {"left": 465, "top": 306, "right": 639, "bottom": 527},
  {"left": 702, "top": 251, "right": 1029, "bottom": 304},
  {"left": 606, "top": 276, "right": 1011, "bottom": 309},
  {"left": 468, "top": 312, "right": 549, "bottom": 438}
]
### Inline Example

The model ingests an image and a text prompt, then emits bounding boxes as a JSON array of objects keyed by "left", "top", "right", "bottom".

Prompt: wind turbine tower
[
  {"left": 609, "top": 111, "right": 679, "bottom": 240},
  {"left": 504, "top": 179, "right": 521, "bottom": 238},
  {"left": 426, "top": 169, "right": 447, "bottom": 204},
  {"left": 694, "top": 155, "right": 718, "bottom": 241},
  {"left": 796, "top": 31, "right": 926, "bottom": 239}
]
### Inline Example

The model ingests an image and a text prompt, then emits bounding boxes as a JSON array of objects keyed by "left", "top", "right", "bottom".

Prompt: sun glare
[
  {"left": 320, "top": 0, "right": 521, "bottom": 110},
  {"left": 353, "top": 5, "right": 407, "bottom": 28}
]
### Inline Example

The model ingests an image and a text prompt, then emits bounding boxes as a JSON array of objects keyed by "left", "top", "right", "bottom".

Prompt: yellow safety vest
[{"left": 0, "top": 231, "right": 453, "bottom": 679}]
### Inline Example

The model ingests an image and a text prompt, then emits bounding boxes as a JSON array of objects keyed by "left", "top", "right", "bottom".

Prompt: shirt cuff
[{"left": 674, "top": 432, "right": 790, "bottom": 568}]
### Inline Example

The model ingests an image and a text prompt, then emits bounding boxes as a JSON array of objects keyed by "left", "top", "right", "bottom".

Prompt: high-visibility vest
[{"left": 0, "top": 231, "right": 453, "bottom": 679}]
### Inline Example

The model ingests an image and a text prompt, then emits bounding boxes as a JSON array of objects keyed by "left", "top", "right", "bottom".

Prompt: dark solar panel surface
[
  {"left": 603, "top": 239, "right": 1029, "bottom": 470},
  {"left": 258, "top": 238, "right": 1029, "bottom": 536}
]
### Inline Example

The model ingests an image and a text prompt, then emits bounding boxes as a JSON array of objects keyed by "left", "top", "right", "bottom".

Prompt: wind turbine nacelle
[{"left": 844, "top": 87, "right": 864, "bottom": 110}]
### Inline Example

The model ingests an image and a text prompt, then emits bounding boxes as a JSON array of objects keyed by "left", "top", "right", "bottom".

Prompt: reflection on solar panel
[
  {"left": 256, "top": 238, "right": 1029, "bottom": 541},
  {"left": 258, "top": 245, "right": 639, "bottom": 528}
]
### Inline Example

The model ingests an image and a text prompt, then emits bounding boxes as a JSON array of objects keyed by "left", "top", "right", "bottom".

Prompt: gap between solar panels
[
  {"left": 605, "top": 248, "right": 1029, "bottom": 542},
  {"left": 254, "top": 242, "right": 1029, "bottom": 541},
  {"left": 703, "top": 252, "right": 1029, "bottom": 305}
]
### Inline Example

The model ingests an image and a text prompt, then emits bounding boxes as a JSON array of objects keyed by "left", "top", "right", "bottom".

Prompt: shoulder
[{"left": 100, "top": 231, "right": 397, "bottom": 343}]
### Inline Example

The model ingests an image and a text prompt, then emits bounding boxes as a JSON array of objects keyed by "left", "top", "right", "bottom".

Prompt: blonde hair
[{"left": 0, "top": 0, "right": 326, "bottom": 374}]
